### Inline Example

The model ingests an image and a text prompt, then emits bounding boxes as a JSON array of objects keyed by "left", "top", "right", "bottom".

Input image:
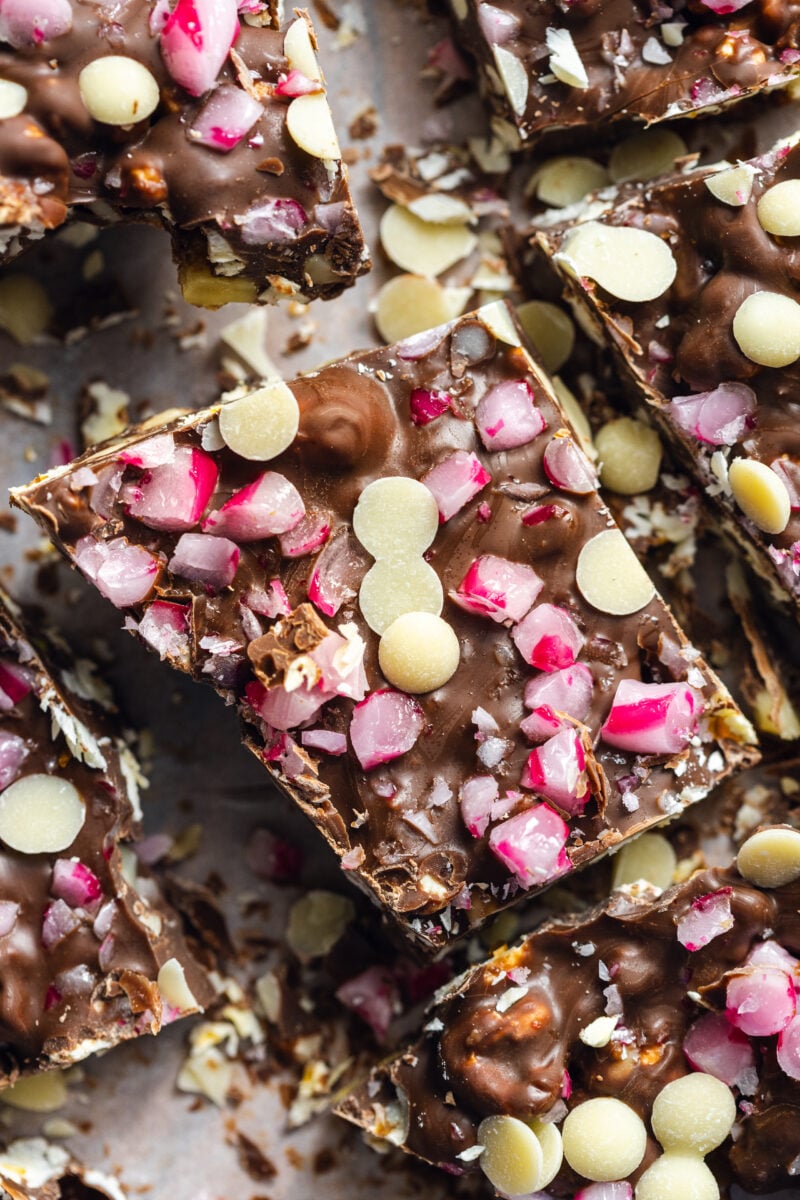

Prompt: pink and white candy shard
[
  {"left": 422, "top": 451, "right": 491, "bottom": 522},
  {"left": 676, "top": 888, "right": 734, "bottom": 951},
  {"left": 451, "top": 555, "right": 543, "bottom": 624},
  {"left": 349, "top": 689, "right": 425, "bottom": 772},
  {"left": 600, "top": 679, "right": 702, "bottom": 755},
  {"left": 488, "top": 802, "right": 570, "bottom": 888}
]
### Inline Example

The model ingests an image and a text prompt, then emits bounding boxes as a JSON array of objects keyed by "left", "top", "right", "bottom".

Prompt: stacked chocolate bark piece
[{"left": 1, "top": 0, "right": 800, "bottom": 1197}]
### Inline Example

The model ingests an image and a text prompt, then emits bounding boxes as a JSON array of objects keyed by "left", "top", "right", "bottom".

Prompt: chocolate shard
[
  {"left": 11, "top": 301, "right": 757, "bottom": 953},
  {"left": 0, "top": 588, "right": 212, "bottom": 1084}
]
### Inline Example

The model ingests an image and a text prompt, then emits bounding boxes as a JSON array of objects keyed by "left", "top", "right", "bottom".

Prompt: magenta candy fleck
[
  {"left": 601, "top": 679, "right": 702, "bottom": 756},
  {"left": 452, "top": 555, "right": 543, "bottom": 624},
  {"left": 488, "top": 801, "right": 570, "bottom": 888},
  {"left": 677, "top": 888, "right": 734, "bottom": 951},
  {"left": 475, "top": 379, "right": 547, "bottom": 452},
  {"left": 422, "top": 450, "right": 491, "bottom": 522},
  {"left": 349, "top": 690, "right": 425, "bottom": 771}
]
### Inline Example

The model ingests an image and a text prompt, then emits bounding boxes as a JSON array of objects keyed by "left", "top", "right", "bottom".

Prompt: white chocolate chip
[
  {"left": 533, "top": 156, "right": 609, "bottom": 209},
  {"left": 732, "top": 291, "right": 800, "bottom": 367},
  {"left": 579, "top": 1015, "right": 618, "bottom": 1047},
  {"left": 218, "top": 379, "right": 299, "bottom": 461},
  {"left": 379, "top": 205, "right": 477, "bottom": 277},
  {"left": 374, "top": 274, "right": 456, "bottom": 343},
  {"left": 353, "top": 477, "right": 439, "bottom": 559},
  {"left": 556, "top": 222, "right": 677, "bottom": 303},
  {"left": 651, "top": 1074, "right": 736, "bottom": 1155},
  {"left": 576, "top": 528, "right": 656, "bottom": 615},
  {"left": 528, "top": 1119, "right": 564, "bottom": 1189},
  {"left": 0, "top": 79, "right": 27, "bottom": 119},
  {"left": 477, "top": 1115, "right": 544, "bottom": 1197},
  {"left": 635, "top": 1153, "right": 719, "bottom": 1200},
  {"left": 704, "top": 163, "right": 757, "bottom": 207},
  {"left": 546, "top": 27, "right": 589, "bottom": 89},
  {"left": 407, "top": 194, "right": 474, "bottom": 226},
  {"left": 728, "top": 457, "right": 791, "bottom": 535},
  {"left": 378, "top": 612, "right": 460, "bottom": 693},
  {"left": 283, "top": 16, "right": 322, "bottom": 82},
  {"left": 157, "top": 958, "right": 199, "bottom": 1015},
  {"left": 757, "top": 179, "right": 800, "bottom": 237},
  {"left": 0, "top": 775, "right": 85, "bottom": 854},
  {"left": 516, "top": 300, "right": 575, "bottom": 373},
  {"left": 0, "top": 1073, "right": 68, "bottom": 1114},
  {"left": 612, "top": 833, "right": 677, "bottom": 891},
  {"left": 286, "top": 93, "right": 341, "bottom": 161},
  {"left": 479, "top": 299, "right": 521, "bottom": 346},
  {"left": 737, "top": 826, "right": 800, "bottom": 888},
  {"left": 563, "top": 1098, "right": 647, "bottom": 1182},
  {"left": 596, "top": 417, "right": 662, "bottom": 494},
  {"left": 286, "top": 890, "right": 355, "bottom": 959},
  {"left": 360, "top": 560, "right": 443, "bottom": 635},
  {"left": 609, "top": 129, "right": 688, "bottom": 184},
  {"left": 493, "top": 46, "right": 528, "bottom": 116},
  {"left": 553, "top": 377, "right": 596, "bottom": 460},
  {"left": 78, "top": 56, "right": 160, "bottom": 126},
  {"left": 0, "top": 274, "right": 53, "bottom": 344}
]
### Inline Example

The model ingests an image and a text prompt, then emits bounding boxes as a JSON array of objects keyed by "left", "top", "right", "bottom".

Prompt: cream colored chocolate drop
[
  {"left": 374, "top": 275, "right": 456, "bottom": 343},
  {"left": 533, "top": 156, "right": 609, "bottom": 209},
  {"left": 732, "top": 291, "right": 800, "bottom": 367},
  {"left": 286, "top": 93, "right": 341, "bottom": 161},
  {"left": 635, "top": 1153, "right": 719, "bottom": 1200},
  {"left": 157, "top": 958, "right": 199, "bottom": 1015},
  {"left": 737, "top": 826, "right": 800, "bottom": 887},
  {"left": 609, "top": 128, "right": 688, "bottom": 184},
  {"left": 359, "top": 560, "right": 443, "bottom": 635},
  {"left": 218, "top": 380, "right": 300, "bottom": 461},
  {"left": 728, "top": 457, "right": 791, "bottom": 534},
  {"left": 576, "top": 528, "right": 656, "bottom": 615},
  {"left": 612, "top": 832, "right": 677, "bottom": 891},
  {"left": 379, "top": 205, "right": 477, "bottom": 277},
  {"left": 556, "top": 222, "right": 677, "bottom": 303},
  {"left": 757, "top": 179, "right": 800, "bottom": 237},
  {"left": 0, "top": 80, "right": 27, "bottom": 119},
  {"left": 78, "top": 56, "right": 160, "bottom": 126},
  {"left": 562, "top": 1097, "right": 647, "bottom": 1181},
  {"left": 283, "top": 16, "right": 322, "bottom": 81},
  {"left": 353, "top": 477, "right": 439, "bottom": 560},
  {"left": 651, "top": 1073, "right": 736, "bottom": 1155},
  {"left": 476, "top": 1115, "right": 544, "bottom": 1196},
  {"left": 596, "top": 417, "right": 662, "bottom": 494},
  {"left": 0, "top": 775, "right": 85, "bottom": 854},
  {"left": 516, "top": 300, "right": 575, "bottom": 373},
  {"left": 704, "top": 163, "right": 757, "bottom": 207},
  {"left": 378, "top": 612, "right": 459, "bottom": 693}
]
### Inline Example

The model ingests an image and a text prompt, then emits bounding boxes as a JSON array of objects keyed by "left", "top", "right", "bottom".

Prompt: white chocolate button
[
  {"left": 286, "top": 93, "right": 341, "bottom": 161},
  {"left": 353, "top": 477, "right": 439, "bottom": 559},
  {"left": 378, "top": 612, "right": 460, "bottom": 693},
  {"left": 286, "top": 890, "right": 355, "bottom": 958},
  {"left": 218, "top": 380, "right": 300, "bottom": 461},
  {"left": 609, "top": 129, "right": 688, "bottom": 184},
  {"left": 612, "top": 833, "right": 677, "bottom": 891},
  {"left": 596, "top": 417, "right": 662, "bottom": 494},
  {"left": 546, "top": 26, "right": 588, "bottom": 89},
  {"left": 477, "top": 1115, "right": 544, "bottom": 1196},
  {"left": 493, "top": 46, "right": 528, "bottom": 117},
  {"left": 0, "top": 274, "right": 52, "bottom": 344},
  {"left": 516, "top": 300, "right": 575, "bottom": 373},
  {"left": 732, "top": 291, "right": 800, "bottom": 367},
  {"left": 576, "top": 529, "right": 656, "bottom": 615},
  {"left": 479, "top": 299, "right": 522, "bottom": 346},
  {"left": 157, "top": 958, "right": 198, "bottom": 1014},
  {"left": 359, "top": 559, "right": 443, "bottom": 634},
  {"left": 728, "top": 457, "right": 791, "bottom": 535},
  {"left": 0, "top": 1072, "right": 68, "bottom": 1113},
  {"left": 0, "top": 775, "right": 84, "bottom": 854},
  {"left": 651, "top": 1073, "right": 736, "bottom": 1155},
  {"left": 528, "top": 1119, "right": 563, "bottom": 1189},
  {"left": 379, "top": 205, "right": 477, "bottom": 277},
  {"left": 0, "top": 79, "right": 27, "bottom": 119},
  {"left": 737, "top": 826, "right": 800, "bottom": 888},
  {"left": 283, "top": 16, "right": 322, "bottom": 82},
  {"left": 704, "top": 163, "right": 757, "bottom": 208},
  {"left": 553, "top": 378, "right": 596, "bottom": 461},
  {"left": 78, "top": 56, "right": 160, "bottom": 126},
  {"left": 556, "top": 222, "right": 677, "bottom": 303},
  {"left": 374, "top": 275, "right": 459, "bottom": 344},
  {"left": 533, "top": 156, "right": 609, "bottom": 209},
  {"left": 635, "top": 1153, "right": 719, "bottom": 1200},
  {"left": 757, "top": 179, "right": 800, "bottom": 237},
  {"left": 562, "top": 1097, "right": 647, "bottom": 1182}
]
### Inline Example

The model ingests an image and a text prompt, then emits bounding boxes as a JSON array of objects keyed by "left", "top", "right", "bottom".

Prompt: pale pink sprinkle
[
  {"left": 747, "top": 939, "right": 800, "bottom": 982},
  {"left": 459, "top": 775, "right": 500, "bottom": 838},
  {"left": 0, "top": 0, "right": 72, "bottom": 48},
  {"left": 422, "top": 450, "right": 491, "bottom": 522},
  {"left": 726, "top": 967, "right": 796, "bottom": 1037},
  {"left": 683, "top": 1011, "right": 756, "bottom": 1089},
  {"left": 409, "top": 387, "right": 451, "bottom": 426},
  {"left": 245, "top": 679, "right": 329, "bottom": 732},
  {"left": 700, "top": 0, "right": 753, "bottom": 12},
  {"left": 512, "top": 603, "right": 584, "bottom": 672},
  {"left": 0, "top": 730, "right": 27, "bottom": 791},
  {"left": 349, "top": 689, "right": 425, "bottom": 771},
  {"left": 126, "top": 445, "right": 218, "bottom": 532},
  {"left": 189, "top": 84, "right": 263, "bottom": 151},
  {"left": 51, "top": 859, "right": 103, "bottom": 909},
  {"left": 395, "top": 326, "right": 446, "bottom": 361},
  {"left": 160, "top": 0, "right": 240, "bottom": 96},
  {"left": 601, "top": 679, "right": 703, "bottom": 756},
  {"left": 335, "top": 966, "right": 398, "bottom": 1042},
  {"left": 521, "top": 727, "right": 588, "bottom": 815},
  {"left": 542, "top": 435, "right": 598, "bottom": 494},
  {"left": 669, "top": 382, "right": 756, "bottom": 446},
  {"left": 137, "top": 600, "right": 191, "bottom": 661},
  {"left": 771, "top": 459, "right": 800, "bottom": 510},
  {"left": 274, "top": 68, "right": 323, "bottom": 97},
  {"left": 244, "top": 579, "right": 291, "bottom": 619},
  {"left": 263, "top": 732, "right": 306, "bottom": 780},
  {"left": 0, "top": 659, "right": 32, "bottom": 708},
  {"left": 278, "top": 511, "right": 331, "bottom": 558},
  {"left": 149, "top": 0, "right": 173, "bottom": 34},
  {"left": 300, "top": 728, "right": 348, "bottom": 755},
  {"left": 451, "top": 554, "right": 543, "bottom": 624},
  {"left": 477, "top": 501, "right": 492, "bottom": 523},
  {"left": 0, "top": 900, "right": 19, "bottom": 937},
  {"left": 98, "top": 932, "right": 116, "bottom": 972},
  {"left": 203, "top": 471, "right": 305, "bottom": 541},
  {"left": 427, "top": 36, "right": 471, "bottom": 81},
  {"left": 777, "top": 1013, "right": 800, "bottom": 1081},
  {"left": 42, "top": 899, "right": 80, "bottom": 949},
  {"left": 119, "top": 434, "right": 176, "bottom": 470},
  {"left": 134, "top": 833, "right": 174, "bottom": 866},
  {"left": 781, "top": 47, "right": 800, "bottom": 65},
  {"left": 245, "top": 827, "right": 303, "bottom": 881},
  {"left": 521, "top": 501, "right": 570, "bottom": 527},
  {"left": 74, "top": 535, "right": 159, "bottom": 609},
  {"left": 575, "top": 1185, "right": 633, "bottom": 1200},
  {"left": 488, "top": 802, "right": 570, "bottom": 888},
  {"left": 169, "top": 532, "right": 239, "bottom": 592},
  {"left": 308, "top": 529, "right": 368, "bottom": 618},
  {"left": 311, "top": 631, "right": 368, "bottom": 702},
  {"left": 235, "top": 197, "right": 308, "bottom": 244},
  {"left": 475, "top": 379, "right": 547, "bottom": 452},
  {"left": 521, "top": 663, "right": 594, "bottom": 743},
  {"left": 477, "top": 2, "right": 521, "bottom": 43},
  {"left": 90, "top": 464, "right": 125, "bottom": 519},
  {"left": 677, "top": 888, "right": 734, "bottom": 951}
]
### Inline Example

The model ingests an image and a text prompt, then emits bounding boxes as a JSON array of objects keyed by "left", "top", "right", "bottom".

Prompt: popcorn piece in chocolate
[
  {"left": 535, "top": 134, "right": 800, "bottom": 616},
  {"left": 11, "top": 302, "right": 757, "bottom": 952},
  {"left": 448, "top": 1, "right": 800, "bottom": 151},
  {"left": 0, "top": 3, "right": 368, "bottom": 307},
  {"left": 339, "top": 825, "right": 800, "bottom": 1196},
  {"left": 0, "top": 590, "right": 212, "bottom": 1084}
]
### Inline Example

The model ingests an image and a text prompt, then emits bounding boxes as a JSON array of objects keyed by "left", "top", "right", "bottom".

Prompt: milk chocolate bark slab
[
  {"left": 0, "top": 3, "right": 368, "bottom": 307},
  {"left": 535, "top": 136, "right": 800, "bottom": 615},
  {"left": 0, "top": 589, "right": 211, "bottom": 1085},
  {"left": 448, "top": 0, "right": 800, "bottom": 151},
  {"left": 11, "top": 302, "right": 756, "bottom": 953},
  {"left": 339, "top": 842, "right": 800, "bottom": 1197}
]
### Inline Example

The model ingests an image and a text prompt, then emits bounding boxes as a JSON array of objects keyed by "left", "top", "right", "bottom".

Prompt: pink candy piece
[
  {"left": 278, "top": 511, "right": 331, "bottom": 558},
  {"left": 169, "top": 532, "right": 239, "bottom": 591},
  {"left": 670, "top": 382, "right": 756, "bottom": 446},
  {"left": 189, "top": 84, "right": 263, "bottom": 151},
  {"left": 777, "top": 1013, "right": 800, "bottom": 1081},
  {"left": 600, "top": 679, "right": 703, "bottom": 756},
  {"left": 160, "top": 0, "right": 240, "bottom": 96},
  {"left": 542, "top": 435, "right": 598, "bottom": 494},
  {"left": 451, "top": 555, "right": 543, "bottom": 624},
  {"left": 771, "top": 459, "right": 800, "bottom": 510},
  {"left": 311, "top": 631, "right": 368, "bottom": 702},
  {"left": 521, "top": 727, "right": 589, "bottom": 815},
  {"left": 683, "top": 1011, "right": 756, "bottom": 1089},
  {"left": 0, "top": 900, "right": 19, "bottom": 937},
  {"left": 676, "top": 888, "right": 734, "bottom": 951},
  {"left": 422, "top": 450, "right": 491, "bottom": 522},
  {"left": 300, "top": 728, "right": 348, "bottom": 755},
  {"left": 521, "top": 663, "right": 594, "bottom": 743},
  {"left": 575, "top": 1186, "right": 633, "bottom": 1200},
  {"left": 0, "top": 0, "right": 72, "bottom": 48},
  {"left": 245, "top": 827, "right": 303, "bottom": 881},
  {"left": 307, "top": 529, "right": 367, "bottom": 618},
  {"left": 0, "top": 659, "right": 32, "bottom": 708},
  {"left": 747, "top": 939, "right": 800, "bottom": 980},
  {"left": 274, "top": 68, "right": 323, "bottom": 97},
  {"left": 246, "top": 679, "right": 328, "bottom": 732},
  {"left": 349, "top": 689, "right": 425, "bottom": 771},
  {"left": 42, "top": 899, "right": 80, "bottom": 950},
  {"left": 395, "top": 327, "right": 446, "bottom": 361},
  {"left": 477, "top": 2, "right": 521, "bottom": 43},
  {"left": 521, "top": 501, "right": 570, "bottom": 527},
  {"left": 0, "top": 730, "right": 27, "bottom": 791},
  {"left": 126, "top": 445, "right": 218, "bottom": 532},
  {"left": 244, "top": 579, "right": 291, "bottom": 619},
  {"left": 475, "top": 379, "right": 546, "bottom": 452},
  {"left": 512, "top": 603, "right": 584, "bottom": 672},
  {"left": 137, "top": 600, "right": 191, "bottom": 660},
  {"left": 203, "top": 472, "right": 305, "bottom": 541},
  {"left": 459, "top": 775, "right": 500, "bottom": 838},
  {"left": 726, "top": 967, "right": 796, "bottom": 1037},
  {"left": 488, "top": 802, "right": 570, "bottom": 888},
  {"left": 236, "top": 197, "right": 308, "bottom": 244},
  {"left": 51, "top": 859, "right": 103, "bottom": 909},
  {"left": 700, "top": 0, "right": 752, "bottom": 12},
  {"left": 75, "top": 535, "right": 159, "bottom": 609},
  {"left": 335, "top": 966, "right": 398, "bottom": 1042},
  {"left": 409, "top": 387, "right": 451, "bottom": 426},
  {"left": 119, "top": 434, "right": 176, "bottom": 470}
]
